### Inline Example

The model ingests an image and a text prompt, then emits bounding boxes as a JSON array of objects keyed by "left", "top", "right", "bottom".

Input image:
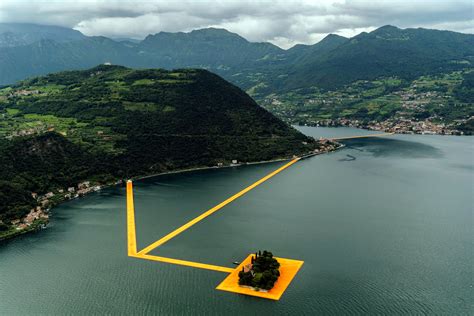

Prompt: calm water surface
[{"left": 1, "top": 127, "right": 472, "bottom": 315}]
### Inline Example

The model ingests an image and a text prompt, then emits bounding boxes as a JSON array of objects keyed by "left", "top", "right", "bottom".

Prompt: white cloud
[{"left": 0, "top": 0, "right": 472, "bottom": 48}]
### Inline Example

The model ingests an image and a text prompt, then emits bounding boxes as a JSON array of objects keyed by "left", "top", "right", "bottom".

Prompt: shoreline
[
  {"left": 131, "top": 143, "right": 344, "bottom": 183},
  {"left": 1, "top": 143, "right": 342, "bottom": 243},
  {"left": 131, "top": 157, "right": 292, "bottom": 182},
  {"left": 0, "top": 219, "right": 47, "bottom": 242},
  {"left": 297, "top": 123, "right": 472, "bottom": 137}
]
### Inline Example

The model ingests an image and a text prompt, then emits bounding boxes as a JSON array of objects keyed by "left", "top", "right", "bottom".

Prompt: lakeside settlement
[{"left": 307, "top": 116, "right": 472, "bottom": 135}]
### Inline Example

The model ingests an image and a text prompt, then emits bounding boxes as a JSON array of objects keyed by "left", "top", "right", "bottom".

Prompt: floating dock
[
  {"left": 125, "top": 132, "right": 393, "bottom": 300},
  {"left": 126, "top": 158, "right": 303, "bottom": 300},
  {"left": 216, "top": 254, "right": 304, "bottom": 300}
]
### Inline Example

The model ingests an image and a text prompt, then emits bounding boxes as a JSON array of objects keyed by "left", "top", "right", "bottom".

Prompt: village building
[
  {"left": 44, "top": 192, "right": 54, "bottom": 198},
  {"left": 78, "top": 181, "right": 90, "bottom": 189}
]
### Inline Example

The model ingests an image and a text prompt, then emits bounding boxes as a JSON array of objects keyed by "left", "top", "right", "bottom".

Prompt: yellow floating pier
[
  {"left": 133, "top": 253, "right": 234, "bottom": 273},
  {"left": 216, "top": 254, "right": 304, "bottom": 300},
  {"left": 126, "top": 181, "right": 137, "bottom": 256},
  {"left": 126, "top": 158, "right": 304, "bottom": 300},
  {"left": 137, "top": 158, "right": 300, "bottom": 256},
  {"left": 126, "top": 133, "right": 395, "bottom": 299}
]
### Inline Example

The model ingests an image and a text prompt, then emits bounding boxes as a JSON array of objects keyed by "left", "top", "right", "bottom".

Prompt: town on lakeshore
[
  {"left": 304, "top": 117, "right": 470, "bottom": 136},
  {"left": 0, "top": 180, "right": 106, "bottom": 240}
]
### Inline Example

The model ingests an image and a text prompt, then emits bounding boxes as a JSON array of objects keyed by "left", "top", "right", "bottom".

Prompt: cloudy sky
[{"left": 0, "top": 0, "right": 472, "bottom": 48}]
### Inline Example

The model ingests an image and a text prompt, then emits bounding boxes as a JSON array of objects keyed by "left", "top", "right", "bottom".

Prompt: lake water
[{"left": 1, "top": 127, "right": 472, "bottom": 315}]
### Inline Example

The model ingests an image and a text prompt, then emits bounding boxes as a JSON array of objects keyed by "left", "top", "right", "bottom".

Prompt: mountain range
[{"left": 1, "top": 23, "right": 472, "bottom": 93}]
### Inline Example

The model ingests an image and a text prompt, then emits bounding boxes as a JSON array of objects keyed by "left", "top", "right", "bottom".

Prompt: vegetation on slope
[
  {"left": 277, "top": 26, "right": 474, "bottom": 91},
  {"left": 261, "top": 70, "right": 474, "bottom": 133},
  {"left": 0, "top": 65, "right": 316, "bottom": 231}
]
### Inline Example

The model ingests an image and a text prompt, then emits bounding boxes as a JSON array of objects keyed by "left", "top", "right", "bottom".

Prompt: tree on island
[{"left": 238, "top": 250, "right": 280, "bottom": 290}]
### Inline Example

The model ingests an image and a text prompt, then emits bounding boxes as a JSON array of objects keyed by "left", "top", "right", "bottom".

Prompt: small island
[{"left": 238, "top": 250, "right": 280, "bottom": 291}]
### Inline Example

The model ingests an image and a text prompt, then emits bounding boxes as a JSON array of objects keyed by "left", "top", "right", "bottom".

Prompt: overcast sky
[{"left": 0, "top": 0, "right": 472, "bottom": 48}]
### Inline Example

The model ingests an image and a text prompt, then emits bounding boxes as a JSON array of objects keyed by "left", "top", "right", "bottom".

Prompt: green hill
[
  {"left": 0, "top": 65, "right": 316, "bottom": 232},
  {"left": 279, "top": 26, "right": 474, "bottom": 90}
]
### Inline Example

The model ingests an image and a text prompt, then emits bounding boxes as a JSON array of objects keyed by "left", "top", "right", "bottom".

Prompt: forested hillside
[
  {"left": 0, "top": 65, "right": 317, "bottom": 236},
  {"left": 278, "top": 26, "right": 474, "bottom": 91}
]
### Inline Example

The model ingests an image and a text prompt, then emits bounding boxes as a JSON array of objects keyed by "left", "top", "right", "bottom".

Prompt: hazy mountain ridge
[
  {"left": 279, "top": 25, "right": 474, "bottom": 90},
  {"left": 0, "top": 23, "right": 85, "bottom": 47},
  {"left": 1, "top": 23, "right": 472, "bottom": 91},
  {"left": 137, "top": 28, "right": 284, "bottom": 70}
]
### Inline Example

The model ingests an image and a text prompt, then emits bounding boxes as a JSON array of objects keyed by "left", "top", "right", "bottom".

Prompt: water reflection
[
  {"left": 339, "top": 154, "right": 357, "bottom": 162},
  {"left": 341, "top": 138, "right": 443, "bottom": 159}
]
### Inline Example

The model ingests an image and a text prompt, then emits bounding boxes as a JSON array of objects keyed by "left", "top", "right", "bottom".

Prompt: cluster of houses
[
  {"left": 11, "top": 207, "right": 49, "bottom": 231},
  {"left": 8, "top": 89, "right": 40, "bottom": 97},
  {"left": 216, "top": 159, "right": 240, "bottom": 167},
  {"left": 42, "top": 181, "right": 103, "bottom": 203},
  {"left": 304, "top": 116, "right": 468, "bottom": 136},
  {"left": 7, "top": 126, "right": 44, "bottom": 138},
  {"left": 10, "top": 181, "right": 103, "bottom": 231},
  {"left": 263, "top": 76, "right": 470, "bottom": 137},
  {"left": 363, "top": 118, "right": 467, "bottom": 135}
]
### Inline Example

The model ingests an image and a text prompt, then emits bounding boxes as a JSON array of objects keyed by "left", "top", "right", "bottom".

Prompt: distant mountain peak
[
  {"left": 376, "top": 25, "right": 400, "bottom": 31},
  {"left": 322, "top": 33, "right": 347, "bottom": 40},
  {"left": 190, "top": 27, "right": 238, "bottom": 35},
  {"left": 370, "top": 25, "right": 402, "bottom": 35},
  {"left": 319, "top": 33, "right": 348, "bottom": 45},
  {"left": 145, "top": 27, "right": 245, "bottom": 42},
  {"left": 366, "top": 25, "right": 408, "bottom": 40},
  {"left": 0, "top": 22, "right": 85, "bottom": 47}
]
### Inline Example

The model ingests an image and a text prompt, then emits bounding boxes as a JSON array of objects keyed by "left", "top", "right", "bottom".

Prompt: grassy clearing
[
  {"left": 133, "top": 79, "right": 155, "bottom": 85},
  {"left": 157, "top": 79, "right": 193, "bottom": 84},
  {"left": 123, "top": 102, "right": 159, "bottom": 112},
  {"left": 6, "top": 108, "right": 20, "bottom": 115}
]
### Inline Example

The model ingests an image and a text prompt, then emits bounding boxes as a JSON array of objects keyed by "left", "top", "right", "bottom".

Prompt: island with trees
[{"left": 238, "top": 250, "right": 281, "bottom": 291}]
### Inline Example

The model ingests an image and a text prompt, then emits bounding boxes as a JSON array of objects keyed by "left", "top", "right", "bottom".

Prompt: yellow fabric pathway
[
  {"left": 127, "top": 157, "right": 300, "bottom": 273},
  {"left": 132, "top": 253, "right": 234, "bottom": 273},
  {"left": 126, "top": 180, "right": 137, "bottom": 256},
  {"left": 137, "top": 158, "right": 300, "bottom": 256}
]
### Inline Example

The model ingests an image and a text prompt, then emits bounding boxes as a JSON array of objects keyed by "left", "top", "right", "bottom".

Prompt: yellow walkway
[
  {"left": 137, "top": 158, "right": 299, "bottom": 256},
  {"left": 132, "top": 253, "right": 234, "bottom": 273},
  {"left": 127, "top": 158, "right": 300, "bottom": 273},
  {"left": 126, "top": 181, "right": 137, "bottom": 256},
  {"left": 126, "top": 135, "right": 394, "bottom": 299}
]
